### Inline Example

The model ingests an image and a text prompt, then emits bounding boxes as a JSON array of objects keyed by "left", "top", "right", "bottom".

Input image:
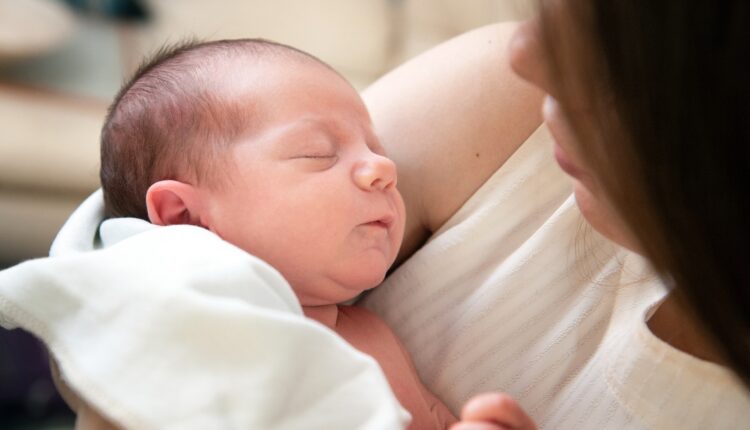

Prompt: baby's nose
[{"left": 353, "top": 153, "right": 397, "bottom": 191}]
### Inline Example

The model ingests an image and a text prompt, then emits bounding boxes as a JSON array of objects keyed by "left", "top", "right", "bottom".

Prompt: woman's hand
[{"left": 450, "top": 393, "right": 537, "bottom": 430}]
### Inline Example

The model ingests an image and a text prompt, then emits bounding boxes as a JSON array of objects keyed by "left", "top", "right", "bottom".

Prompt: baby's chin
[{"left": 296, "top": 271, "right": 387, "bottom": 306}]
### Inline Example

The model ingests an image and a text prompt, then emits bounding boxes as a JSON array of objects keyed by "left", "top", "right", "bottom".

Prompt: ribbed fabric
[{"left": 362, "top": 125, "right": 750, "bottom": 429}]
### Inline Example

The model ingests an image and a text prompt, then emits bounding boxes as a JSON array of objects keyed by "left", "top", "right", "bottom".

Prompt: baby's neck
[{"left": 302, "top": 304, "right": 339, "bottom": 329}]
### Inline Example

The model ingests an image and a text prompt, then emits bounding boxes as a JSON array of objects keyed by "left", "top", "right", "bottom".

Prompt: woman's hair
[
  {"left": 540, "top": 1, "right": 749, "bottom": 384},
  {"left": 100, "top": 38, "right": 333, "bottom": 220}
]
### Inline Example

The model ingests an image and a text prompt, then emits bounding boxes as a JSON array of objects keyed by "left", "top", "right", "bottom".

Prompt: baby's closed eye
[
  {"left": 295, "top": 153, "right": 337, "bottom": 159},
  {"left": 289, "top": 152, "right": 339, "bottom": 171},
  {"left": 288, "top": 136, "right": 338, "bottom": 161}
]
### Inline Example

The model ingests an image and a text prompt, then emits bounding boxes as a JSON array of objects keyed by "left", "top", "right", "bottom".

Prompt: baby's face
[{"left": 202, "top": 60, "right": 405, "bottom": 306}]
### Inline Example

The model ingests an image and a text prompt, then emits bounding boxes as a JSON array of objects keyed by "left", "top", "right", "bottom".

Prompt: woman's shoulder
[{"left": 363, "top": 22, "right": 545, "bottom": 264}]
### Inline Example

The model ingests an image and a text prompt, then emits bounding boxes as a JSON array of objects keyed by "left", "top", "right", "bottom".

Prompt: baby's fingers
[
  {"left": 460, "top": 392, "right": 537, "bottom": 430},
  {"left": 449, "top": 422, "right": 505, "bottom": 430}
]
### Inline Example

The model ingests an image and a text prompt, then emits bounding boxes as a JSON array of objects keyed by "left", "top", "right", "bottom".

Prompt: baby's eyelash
[{"left": 299, "top": 154, "right": 336, "bottom": 159}]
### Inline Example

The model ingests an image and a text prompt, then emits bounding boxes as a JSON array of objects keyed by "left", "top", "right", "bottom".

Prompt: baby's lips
[
  {"left": 378, "top": 213, "right": 396, "bottom": 227},
  {"left": 363, "top": 213, "right": 395, "bottom": 229}
]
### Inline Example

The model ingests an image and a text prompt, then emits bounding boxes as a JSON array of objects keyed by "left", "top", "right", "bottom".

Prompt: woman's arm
[{"left": 363, "top": 22, "right": 543, "bottom": 264}]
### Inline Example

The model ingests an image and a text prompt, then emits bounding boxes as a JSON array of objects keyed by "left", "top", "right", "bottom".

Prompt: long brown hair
[{"left": 540, "top": 0, "right": 749, "bottom": 385}]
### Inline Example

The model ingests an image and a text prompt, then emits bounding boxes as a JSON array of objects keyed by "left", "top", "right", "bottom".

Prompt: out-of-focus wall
[{"left": 397, "top": 0, "right": 536, "bottom": 65}]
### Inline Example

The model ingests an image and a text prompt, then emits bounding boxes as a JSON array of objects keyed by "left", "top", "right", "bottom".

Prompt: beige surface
[
  {"left": 396, "top": 0, "right": 535, "bottom": 65},
  {"left": 0, "top": 85, "right": 102, "bottom": 262},
  {"left": 126, "top": 0, "right": 395, "bottom": 89},
  {"left": 0, "top": 190, "right": 84, "bottom": 262},
  {"left": 0, "top": 85, "right": 104, "bottom": 194},
  {"left": 0, "top": 0, "right": 75, "bottom": 62}
]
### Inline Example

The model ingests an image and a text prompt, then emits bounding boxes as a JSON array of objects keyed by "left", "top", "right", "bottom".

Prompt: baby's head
[{"left": 101, "top": 39, "right": 405, "bottom": 305}]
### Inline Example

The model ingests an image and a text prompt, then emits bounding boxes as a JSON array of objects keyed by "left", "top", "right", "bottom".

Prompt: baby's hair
[{"left": 100, "top": 38, "right": 335, "bottom": 220}]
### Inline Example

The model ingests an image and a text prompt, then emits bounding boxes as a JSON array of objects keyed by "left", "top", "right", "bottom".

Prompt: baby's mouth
[{"left": 363, "top": 215, "right": 394, "bottom": 229}]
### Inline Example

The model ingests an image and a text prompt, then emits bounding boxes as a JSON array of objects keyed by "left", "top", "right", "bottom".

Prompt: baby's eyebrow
[
  {"left": 275, "top": 115, "right": 380, "bottom": 154},
  {"left": 270, "top": 119, "right": 337, "bottom": 153},
  {"left": 259, "top": 117, "right": 328, "bottom": 142},
  {"left": 298, "top": 117, "right": 333, "bottom": 133}
]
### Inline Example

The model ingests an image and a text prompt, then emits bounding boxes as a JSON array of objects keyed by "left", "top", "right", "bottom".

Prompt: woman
[
  {"left": 512, "top": 0, "right": 750, "bottom": 382},
  {"left": 362, "top": 1, "right": 749, "bottom": 429}
]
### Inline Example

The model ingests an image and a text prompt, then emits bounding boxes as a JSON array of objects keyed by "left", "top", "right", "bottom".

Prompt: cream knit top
[{"left": 362, "top": 126, "right": 750, "bottom": 429}]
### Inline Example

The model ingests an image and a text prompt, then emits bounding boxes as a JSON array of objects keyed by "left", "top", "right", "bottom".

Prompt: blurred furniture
[{"left": 0, "top": 0, "right": 533, "bottom": 263}]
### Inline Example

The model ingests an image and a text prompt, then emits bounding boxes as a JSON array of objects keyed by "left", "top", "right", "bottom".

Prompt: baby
[{"left": 91, "top": 38, "right": 527, "bottom": 430}]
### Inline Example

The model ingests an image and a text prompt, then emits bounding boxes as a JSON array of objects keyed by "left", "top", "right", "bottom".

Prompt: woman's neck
[{"left": 647, "top": 293, "right": 726, "bottom": 365}]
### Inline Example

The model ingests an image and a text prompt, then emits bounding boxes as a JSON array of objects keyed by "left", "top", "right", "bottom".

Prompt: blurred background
[{"left": 0, "top": 0, "right": 533, "bottom": 428}]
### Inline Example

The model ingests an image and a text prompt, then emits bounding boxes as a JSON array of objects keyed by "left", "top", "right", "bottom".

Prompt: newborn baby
[
  {"left": 98, "top": 38, "right": 452, "bottom": 429},
  {"left": 93, "top": 38, "right": 526, "bottom": 429}
]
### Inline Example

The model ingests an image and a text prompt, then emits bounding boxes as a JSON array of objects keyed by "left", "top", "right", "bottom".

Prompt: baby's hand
[{"left": 449, "top": 392, "right": 537, "bottom": 430}]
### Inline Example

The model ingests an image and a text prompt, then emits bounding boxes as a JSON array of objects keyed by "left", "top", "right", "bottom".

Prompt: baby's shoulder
[
  {"left": 337, "top": 305, "right": 391, "bottom": 330},
  {"left": 334, "top": 305, "right": 403, "bottom": 349}
]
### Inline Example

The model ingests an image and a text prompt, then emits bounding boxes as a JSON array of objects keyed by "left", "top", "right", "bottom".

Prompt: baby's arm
[
  {"left": 391, "top": 331, "right": 535, "bottom": 430},
  {"left": 416, "top": 377, "right": 458, "bottom": 429},
  {"left": 389, "top": 327, "right": 457, "bottom": 428},
  {"left": 50, "top": 357, "right": 121, "bottom": 430},
  {"left": 363, "top": 22, "right": 544, "bottom": 265},
  {"left": 451, "top": 393, "right": 537, "bottom": 430}
]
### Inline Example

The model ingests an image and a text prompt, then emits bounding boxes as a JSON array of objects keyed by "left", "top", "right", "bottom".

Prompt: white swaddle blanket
[{"left": 0, "top": 191, "right": 409, "bottom": 429}]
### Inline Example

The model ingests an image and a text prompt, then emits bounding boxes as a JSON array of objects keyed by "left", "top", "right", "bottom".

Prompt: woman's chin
[{"left": 573, "top": 181, "right": 642, "bottom": 253}]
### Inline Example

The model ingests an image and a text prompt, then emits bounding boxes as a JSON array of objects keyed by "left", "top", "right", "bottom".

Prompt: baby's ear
[{"left": 146, "top": 180, "right": 205, "bottom": 227}]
